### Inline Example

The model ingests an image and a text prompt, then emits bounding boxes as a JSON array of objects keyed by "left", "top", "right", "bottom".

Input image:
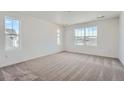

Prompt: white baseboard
[{"left": 118, "top": 58, "right": 124, "bottom": 66}]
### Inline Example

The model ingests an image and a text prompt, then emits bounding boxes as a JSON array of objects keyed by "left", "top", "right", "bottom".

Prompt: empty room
[{"left": 0, "top": 11, "right": 124, "bottom": 81}]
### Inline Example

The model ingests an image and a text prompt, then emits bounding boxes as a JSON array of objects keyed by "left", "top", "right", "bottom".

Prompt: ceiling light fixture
[{"left": 97, "top": 15, "right": 105, "bottom": 19}]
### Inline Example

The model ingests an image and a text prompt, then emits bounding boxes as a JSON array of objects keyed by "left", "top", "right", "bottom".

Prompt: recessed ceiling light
[{"left": 97, "top": 15, "right": 105, "bottom": 19}]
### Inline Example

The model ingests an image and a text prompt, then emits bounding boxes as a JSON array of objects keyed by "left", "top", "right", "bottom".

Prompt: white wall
[
  {"left": 0, "top": 15, "right": 63, "bottom": 67},
  {"left": 119, "top": 12, "right": 124, "bottom": 64},
  {"left": 64, "top": 18, "right": 119, "bottom": 58},
  {"left": 0, "top": 13, "right": 120, "bottom": 67}
]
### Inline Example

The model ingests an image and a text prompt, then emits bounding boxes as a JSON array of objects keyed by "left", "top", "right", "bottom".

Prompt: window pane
[
  {"left": 75, "top": 28, "right": 84, "bottom": 45},
  {"left": 78, "top": 29, "right": 82, "bottom": 36},
  {"left": 5, "top": 17, "right": 20, "bottom": 50},
  {"left": 85, "top": 27, "right": 90, "bottom": 36},
  {"left": 82, "top": 28, "right": 85, "bottom": 36},
  {"left": 85, "top": 26, "right": 97, "bottom": 46},
  {"left": 13, "top": 20, "right": 19, "bottom": 34},
  {"left": 5, "top": 17, "right": 13, "bottom": 29},
  {"left": 57, "top": 29, "right": 61, "bottom": 45}
]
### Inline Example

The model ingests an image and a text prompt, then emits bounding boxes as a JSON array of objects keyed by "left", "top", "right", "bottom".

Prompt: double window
[
  {"left": 75, "top": 26, "right": 97, "bottom": 46},
  {"left": 5, "top": 16, "right": 20, "bottom": 50}
]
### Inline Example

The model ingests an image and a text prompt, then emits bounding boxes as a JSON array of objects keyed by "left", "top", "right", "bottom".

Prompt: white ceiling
[
  {"left": 1, "top": 11, "right": 121, "bottom": 26},
  {"left": 31, "top": 11, "right": 121, "bottom": 26}
]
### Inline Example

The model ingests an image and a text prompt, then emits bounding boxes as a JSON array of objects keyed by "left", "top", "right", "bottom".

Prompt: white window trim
[
  {"left": 4, "top": 16, "right": 21, "bottom": 51},
  {"left": 74, "top": 25, "right": 97, "bottom": 46}
]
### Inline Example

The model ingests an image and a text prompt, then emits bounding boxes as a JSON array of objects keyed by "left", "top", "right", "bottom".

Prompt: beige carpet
[{"left": 0, "top": 52, "right": 124, "bottom": 81}]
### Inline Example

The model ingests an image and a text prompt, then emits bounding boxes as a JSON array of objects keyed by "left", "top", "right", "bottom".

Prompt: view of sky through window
[
  {"left": 5, "top": 17, "right": 19, "bottom": 34},
  {"left": 5, "top": 16, "right": 20, "bottom": 50}
]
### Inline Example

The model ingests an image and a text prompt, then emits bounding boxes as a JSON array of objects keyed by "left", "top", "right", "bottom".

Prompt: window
[
  {"left": 5, "top": 16, "right": 20, "bottom": 50},
  {"left": 57, "top": 29, "right": 61, "bottom": 45},
  {"left": 75, "top": 28, "right": 85, "bottom": 45},
  {"left": 75, "top": 26, "right": 97, "bottom": 46}
]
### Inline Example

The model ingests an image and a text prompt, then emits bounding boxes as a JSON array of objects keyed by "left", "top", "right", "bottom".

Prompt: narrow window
[
  {"left": 57, "top": 29, "right": 61, "bottom": 45},
  {"left": 5, "top": 16, "right": 20, "bottom": 50}
]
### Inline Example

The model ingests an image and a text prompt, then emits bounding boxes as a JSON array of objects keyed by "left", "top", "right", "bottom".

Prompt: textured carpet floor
[{"left": 0, "top": 52, "right": 124, "bottom": 81}]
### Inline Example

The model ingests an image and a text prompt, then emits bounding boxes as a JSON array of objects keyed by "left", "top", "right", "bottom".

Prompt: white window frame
[
  {"left": 5, "top": 16, "right": 20, "bottom": 50},
  {"left": 57, "top": 29, "right": 61, "bottom": 45},
  {"left": 74, "top": 25, "right": 97, "bottom": 46}
]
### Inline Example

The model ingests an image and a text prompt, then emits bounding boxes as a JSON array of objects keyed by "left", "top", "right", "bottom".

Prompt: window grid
[
  {"left": 75, "top": 26, "right": 97, "bottom": 46},
  {"left": 5, "top": 16, "right": 20, "bottom": 50}
]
